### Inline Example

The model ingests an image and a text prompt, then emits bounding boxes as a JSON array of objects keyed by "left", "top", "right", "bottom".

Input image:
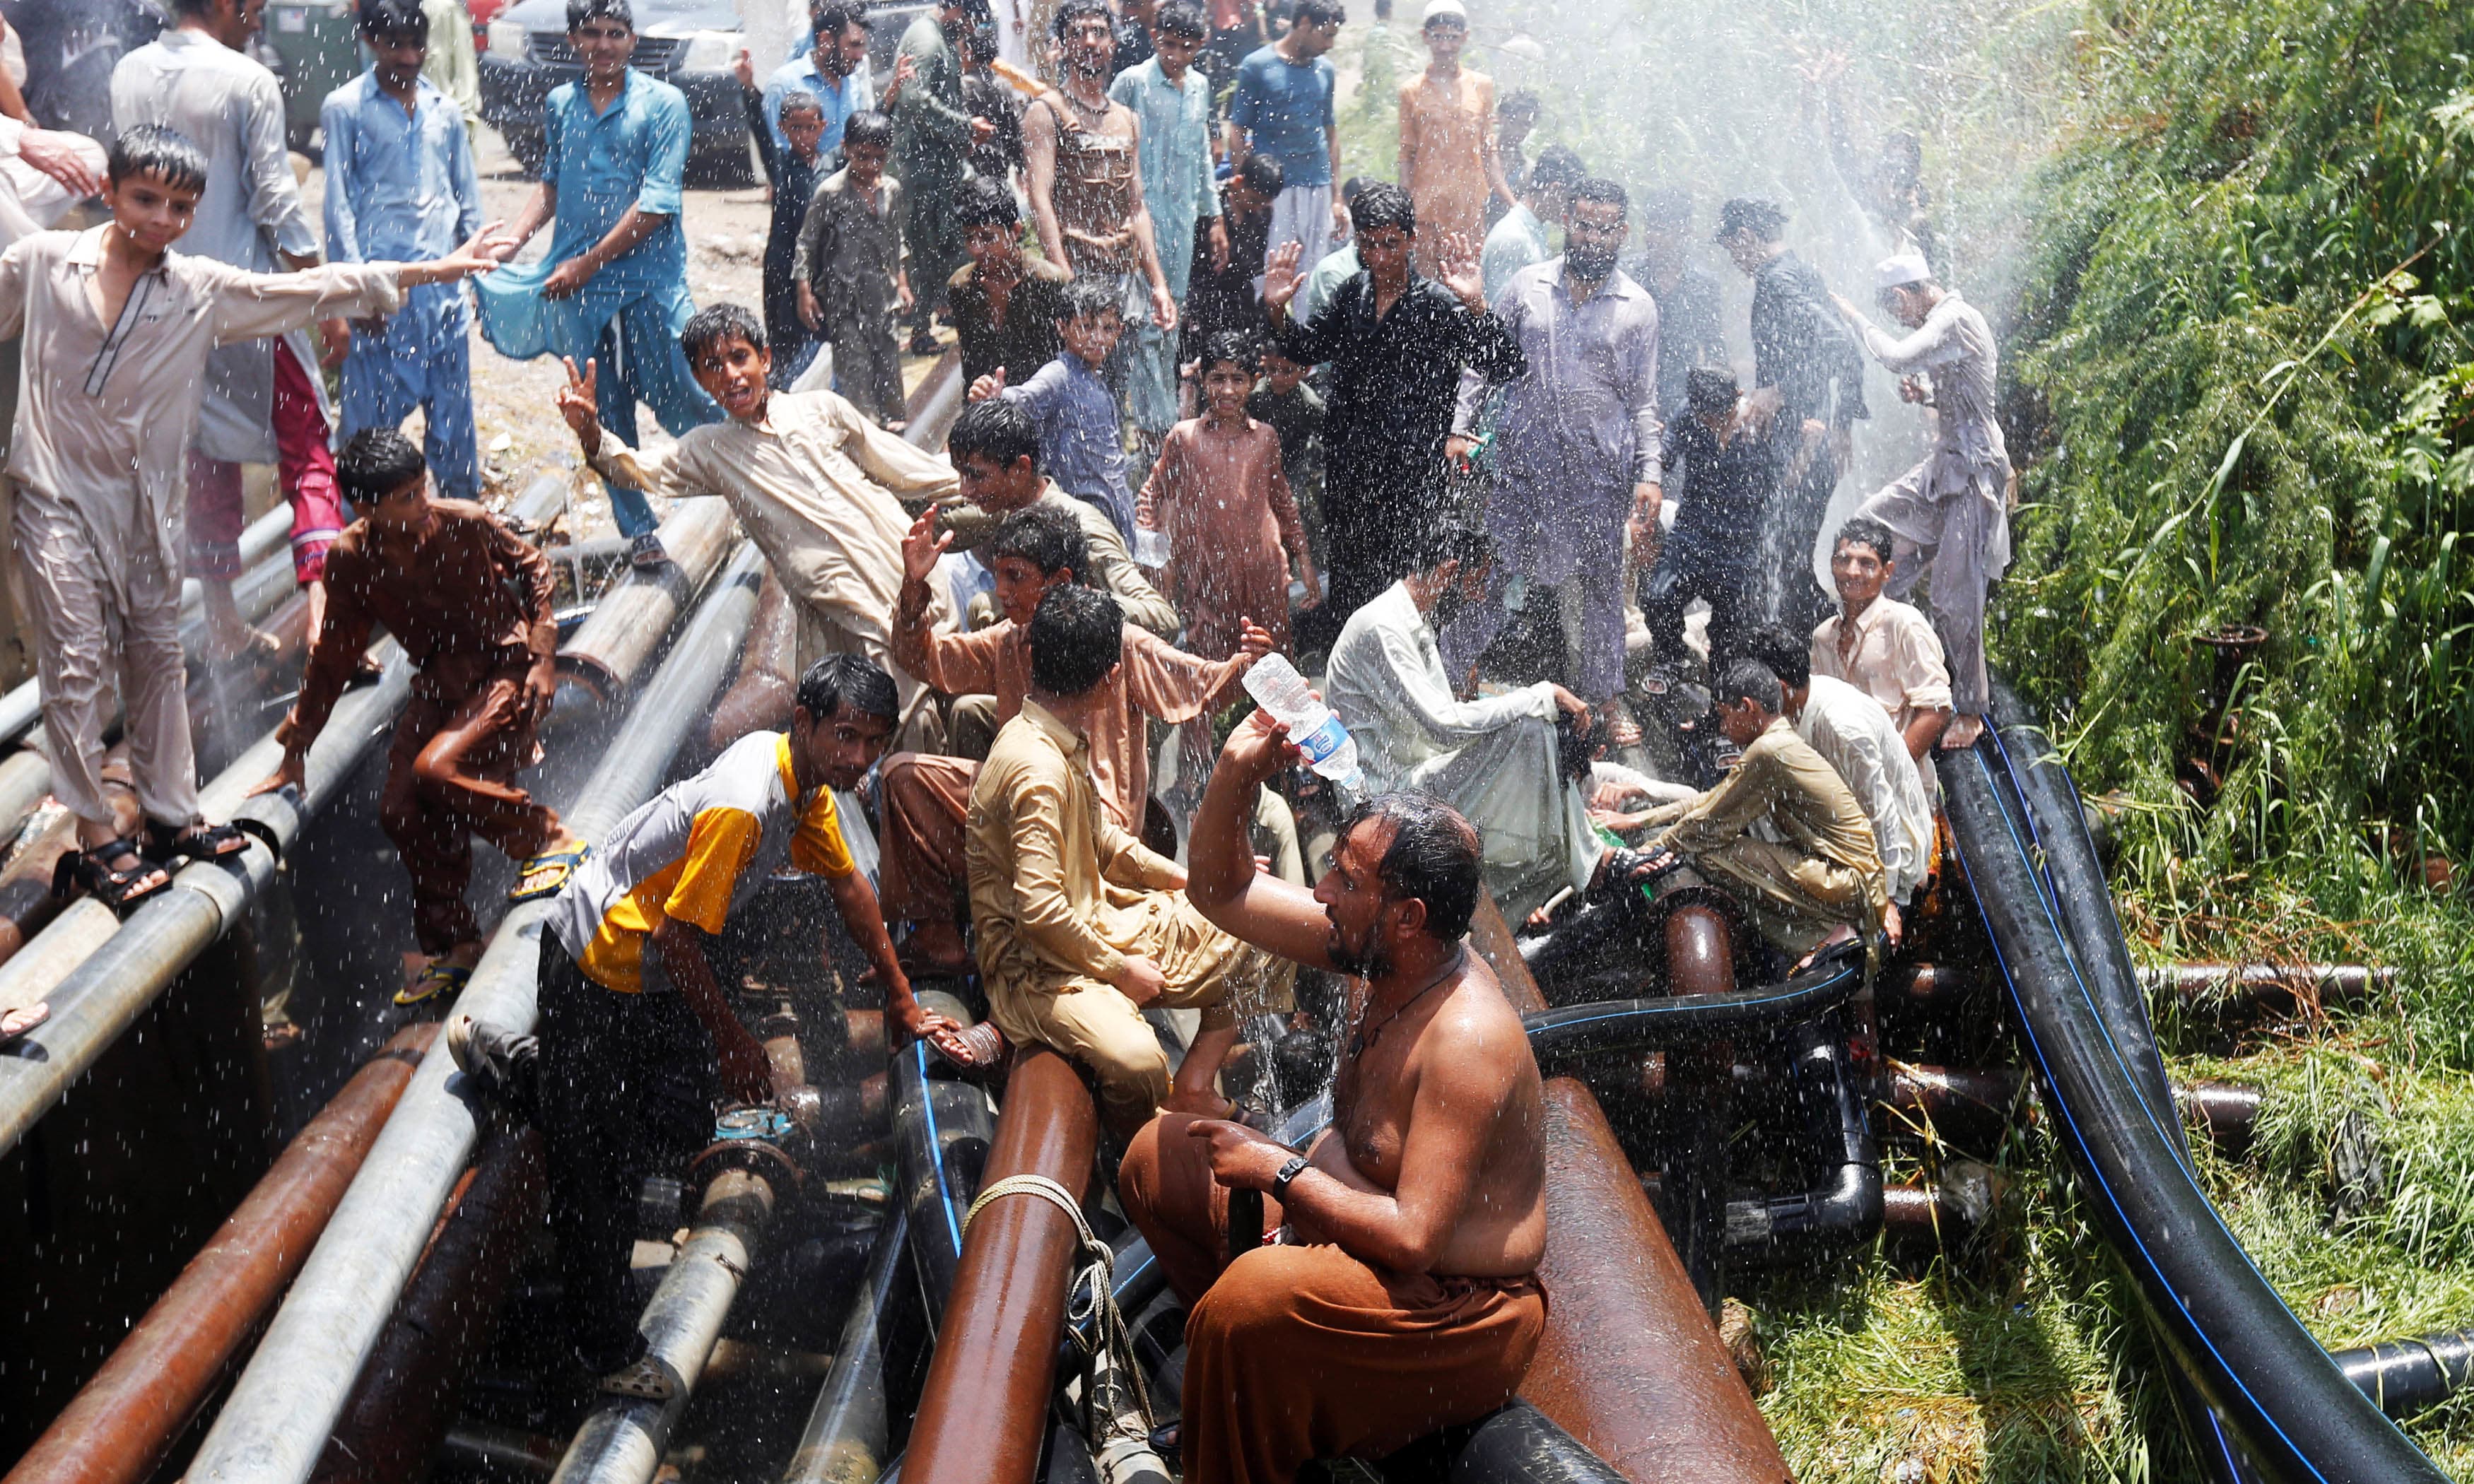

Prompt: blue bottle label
[{"left": 1298, "top": 712, "right": 1347, "bottom": 763}]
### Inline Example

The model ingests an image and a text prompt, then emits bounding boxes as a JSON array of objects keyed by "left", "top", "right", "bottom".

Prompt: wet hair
[
  {"left": 987, "top": 503, "right": 1089, "bottom": 583},
  {"left": 336, "top": 428, "right": 426, "bottom": 505},
  {"left": 955, "top": 176, "right": 1021, "bottom": 229},
  {"left": 1571, "top": 177, "right": 1628, "bottom": 216},
  {"left": 679, "top": 302, "right": 766, "bottom": 360},
  {"left": 1716, "top": 196, "right": 1787, "bottom": 243},
  {"left": 1236, "top": 152, "right": 1285, "bottom": 199},
  {"left": 949, "top": 397, "right": 1042, "bottom": 471},
  {"left": 1337, "top": 792, "right": 1482, "bottom": 941},
  {"left": 1528, "top": 146, "right": 1586, "bottom": 194},
  {"left": 1028, "top": 584, "right": 1124, "bottom": 697},
  {"left": 1685, "top": 367, "right": 1736, "bottom": 416},
  {"left": 1339, "top": 175, "right": 1374, "bottom": 211},
  {"left": 107, "top": 126, "right": 209, "bottom": 194},
  {"left": 1154, "top": 1, "right": 1207, "bottom": 40},
  {"left": 1292, "top": 0, "right": 1346, "bottom": 26},
  {"left": 1498, "top": 88, "right": 1540, "bottom": 119},
  {"left": 778, "top": 90, "right": 824, "bottom": 121},
  {"left": 565, "top": 0, "right": 632, "bottom": 30},
  {"left": 1200, "top": 329, "right": 1260, "bottom": 377},
  {"left": 1638, "top": 185, "right": 1693, "bottom": 233},
  {"left": 1716, "top": 659, "right": 1784, "bottom": 714},
  {"left": 1412, "top": 519, "right": 1493, "bottom": 574},
  {"left": 1059, "top": 277, "right": 1126, "bottom": 323},
  {"left": 1051, "top": 0, "right": 1111, "bottom": 39},
  {"left": 795, "top": 654, "right": 899, "bottom": 723},
  {"left": 1351, "top": 181, "right": 1416, "bottom": 237},
  {"left": 842, "top": 110, "right": 894, "bottom": 153},
  {"left": 1834, "top": 516, "right": 1898, "bottom": 567},
  {"left": 1743, "top": 625, "right": 1812, "bottom": 690},
  {"left": 358, "top": 0, "right": 429, "bottom": 35},
  {"left": 809, "top": 1, "right": 868, "bottom": 38}
]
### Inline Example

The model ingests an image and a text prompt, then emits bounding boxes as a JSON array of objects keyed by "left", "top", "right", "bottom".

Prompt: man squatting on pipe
[
  {"left": 1117, "top": 703, "right": 1549, "bottom": 1484},
  {"left": 450, "top": 656, "right": 963, "bottom": 1401}
]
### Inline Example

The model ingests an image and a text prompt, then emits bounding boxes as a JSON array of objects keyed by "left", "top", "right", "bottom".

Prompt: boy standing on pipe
[
  {"left": 1124, "top": 731, "right": 1547, "bottom": 1484},
  {"left": 252, "top": 430, "right": 587, "bottom": 1006}
]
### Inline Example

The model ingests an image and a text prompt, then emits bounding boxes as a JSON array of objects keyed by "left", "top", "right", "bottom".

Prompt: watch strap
[{"left": 1270, "top": 1154, "right": 1311, "bottom": 1200}]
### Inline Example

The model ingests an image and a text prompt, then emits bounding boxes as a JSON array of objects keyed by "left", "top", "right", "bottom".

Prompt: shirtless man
[{"left": 1118, "top": 712, "right": 1548, "bottom": 1484}]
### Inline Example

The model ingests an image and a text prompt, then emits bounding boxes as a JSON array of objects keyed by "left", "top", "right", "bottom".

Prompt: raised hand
[
  {"left": 1236, "top": 617, "right": 1277, "bottom": 663},
  {"left": 1441, "top": 261, "right": 1487, "bottom": 312},
  {"left": 732, "top": 47, "right": 756, "bottom": 89},
  {"left": 901, "top": 503, "right": 954, "bottom": 584},
  {"left": 556, "top": 357, "right": 601, "bottom": 443},
  {"left": 1261, "top": 240, "right": 1306, "bottom": 314},
  {"left": 966, "top": 367, "right": 1008, "bottom": 402}
]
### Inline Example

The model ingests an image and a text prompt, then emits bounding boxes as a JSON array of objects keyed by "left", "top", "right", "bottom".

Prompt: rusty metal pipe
[
  {"left": 1664, "top": 906, "right": 1733, "bottom": 1316},
  {"left": 556, "top": 499, "right": 740, "bottom": 703},
  {"left": 4, "top": 1026, "right": 436, "bottom": 1484},
  {"left": 903, "top": 1047, "right": 1101, "bottom": 1484},
  {"left": 310, "top": 1127, "right": 546, "bottom": 1484},
  {"left": 707, "top": 572, "right": 796, "bottom": 751},
  {"left": 2142, "top": 963, "right": 2398, "bottom": 1015}
]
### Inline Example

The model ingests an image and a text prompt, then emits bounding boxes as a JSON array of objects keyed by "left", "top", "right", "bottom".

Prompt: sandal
[
  {"left": 597, "top": 1355, "right": 679, "bottom": 1402},
  {"left": 1585, "top": 847, "right": 1682, "bottom": 907},
  {"left": 508, "top": 843, "right": 590, "bottom": 904},
  {"left": 931, "top": 1019, "right": 1009, "bottom": 1075},
  {"left": 148, "top": 819, "right": 256, "bottom": 865},
  {"left": 396, "top": 960, "right": 473, "bottom": 1008},
  {"left": 52, "top": 839, "right": 172, "bottom": 909}
]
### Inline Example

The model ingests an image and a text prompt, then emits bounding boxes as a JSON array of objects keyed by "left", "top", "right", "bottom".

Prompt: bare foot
[{"left": 1941, "top": 713, "right": 1985, "bottom": 750}]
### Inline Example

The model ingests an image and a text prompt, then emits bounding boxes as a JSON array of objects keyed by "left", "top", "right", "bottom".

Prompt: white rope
[{"left": 963, "top": 1174, "right": 1154, "bottom": 1444}]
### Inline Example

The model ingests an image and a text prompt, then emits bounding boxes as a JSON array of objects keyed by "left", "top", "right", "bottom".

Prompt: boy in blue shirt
[
  {"left": 965, "top": 278, "right": 1139, "bottom": 536},
  {"left": 474, "top": 0, "right": 718, "bottom": 567},
  {"left": 322, "top": 0, "right": 487, "bottom": 502},
  {"left": 1224, "top": 0, "right": 1345, "bottom": 278}
]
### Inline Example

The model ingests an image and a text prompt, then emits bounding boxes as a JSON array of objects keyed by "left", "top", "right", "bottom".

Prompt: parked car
[{"left": 263, "top": 0, "right": 362, "bottom": 154}]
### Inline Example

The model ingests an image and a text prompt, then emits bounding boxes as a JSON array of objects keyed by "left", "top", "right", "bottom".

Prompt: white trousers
[{"left": 1858, "top": 465, "right": 2007, "bottom": 717}]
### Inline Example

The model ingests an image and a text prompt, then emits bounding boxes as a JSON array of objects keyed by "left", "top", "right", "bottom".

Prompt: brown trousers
[
  {"left": 877, "top": 751, "right": 978, "bottom": 929},
  {"left": 1119, "top": 1113, "right": 1547, "bottom": 1484},
  {"left": 380, "top": 653, "right": 561, "bottom": 955}
]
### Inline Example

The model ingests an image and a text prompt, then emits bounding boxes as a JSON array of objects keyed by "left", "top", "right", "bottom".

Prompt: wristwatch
[{"left": 1270, "top": 1155, "right": 1311, "bottom": 1201}]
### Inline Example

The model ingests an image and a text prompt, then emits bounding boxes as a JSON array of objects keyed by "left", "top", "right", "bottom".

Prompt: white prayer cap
[
  {"left": 1874, "top": 252, "right": 1933, "bottom": 291},
  {"left": 1421, "top": 0, "right": 1468, "bottom": 25}
]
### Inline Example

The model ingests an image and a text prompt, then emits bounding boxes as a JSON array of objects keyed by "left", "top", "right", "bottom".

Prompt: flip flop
[
  {"left": 508, "top": 844, "right": 590, "bottom": 904},
  {"left": 931, "top": 1019, "right": 1009, "bottom": 1075},
  {"left": 395, "top": 960, "right": 473, "bottom": 1008}
]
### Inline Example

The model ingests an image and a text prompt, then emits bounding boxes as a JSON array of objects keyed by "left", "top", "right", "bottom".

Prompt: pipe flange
[{"left": 689, "top": 1114, "right": 803, "bottom": 1199}]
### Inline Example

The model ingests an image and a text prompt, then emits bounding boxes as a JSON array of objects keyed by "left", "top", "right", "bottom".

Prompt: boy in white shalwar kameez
[{"left": 0, "top": 125, "right": 503, "bottom": 905}]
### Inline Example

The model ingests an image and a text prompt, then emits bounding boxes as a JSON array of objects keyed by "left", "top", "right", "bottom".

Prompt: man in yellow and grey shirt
[{"left": 532, "top": 654, "right": 961, "bottom": 1398}]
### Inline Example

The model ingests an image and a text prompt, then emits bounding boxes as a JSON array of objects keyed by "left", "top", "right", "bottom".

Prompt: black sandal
[
  {"left": 1585, "top": 847, "right": 1684, "bottom": 907},
  {"left": 52, "top": 840, "right": 172, "bottom": 909},
  {"left": 146, "top": 819, "right": 257, "bottom": 866}
]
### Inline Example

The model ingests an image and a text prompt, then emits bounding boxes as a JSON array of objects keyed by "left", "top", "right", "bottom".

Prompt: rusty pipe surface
[
  {"left": 549, "top": 1165, "right": 781, "bottom": 1484},
  {"left": 2142, "top": 963, "right": 2398, "bottom": 1013},
  {"left": 1468, "top": 897, "right": 1790, "bottom": 1484},
  {"left": 1663, "top": 906, "right": 1734, "bottom": 1317},
  {"left": 707, "top": 572, "right": 797, "bottom": 751},
  {"left": 557, "top": 498, "right": 740, "bottom": 701},
  {"left": 902, "top": 1047, "right": 1101, "bottom": 1484},
  {"left": 310, "top": 1127, "right": 546, "bottom": 1484},
  {"left": 1888, "top": 1066, "right": 2258, "bottom": 1156},
  {"left": 4, "top": 1025, "right": 436, "bottom": 1484}
]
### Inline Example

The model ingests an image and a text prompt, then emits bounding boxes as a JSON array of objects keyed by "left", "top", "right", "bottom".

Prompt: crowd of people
[{"left": 0, "top": 0, "right": 2017, "bottom": 1475}]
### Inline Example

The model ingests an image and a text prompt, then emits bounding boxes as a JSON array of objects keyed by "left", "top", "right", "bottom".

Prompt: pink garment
[
  {"left": 184, "top": 339, "right": 344, "bottom": 585},
  {"left": 1142, "top": 415, "right": 1308, "bottom": 660}
]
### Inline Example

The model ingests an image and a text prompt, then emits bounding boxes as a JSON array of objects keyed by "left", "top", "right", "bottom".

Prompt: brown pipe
[
  {"left": 705, "top": 572, "right": 796, "bottom": 752},
  {"left": 1888, "top": 1065, "right": 2028, "bottom": 1150},
  {"left": 310, "top": 1126, "right": 546, "bottom": 1484},
  {"left": 1878, "top": 960, "right": 1976, "bottom": 1008},
  {"left": 4, "top": 1025, "right": 436, "bottom": 1484},
  {"left": 557, "top": 499, "right": 740, "bottom": 700},
  {"left": 2179, "top": 1080, "right": 2262, "bottom": 1157},
  {"left": 1665, "top": 905, "right": 1734, "bottom": 1316},
  {"left": 1470, "top": 897, "right": 1791, "bottom": 1484},
  {"left": 902, "top": 1047, "right": 1100, "bottom": 1484},
  {"left": 2141, "top": 963, "right": 2398, "bottom": 1016}
]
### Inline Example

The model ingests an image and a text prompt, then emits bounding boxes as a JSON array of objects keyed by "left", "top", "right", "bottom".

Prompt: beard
[
  {"left": 1564, "top": 241, "right": 1620, "bottom": 283},
  {"left": 1327, "top": 924, "right": 1392, "bottom": 982}
]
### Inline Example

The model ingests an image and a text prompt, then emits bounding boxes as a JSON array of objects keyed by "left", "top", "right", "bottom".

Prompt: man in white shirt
[
  {"left": 1811, "top": 516, "right": 1956, "bottom": 787},
  {"left": 1323, "top": 522, "right": 1600, "bottom": 919},
  {"left": 1475, "top": 142, "right": 1580, "bottom": 305}
]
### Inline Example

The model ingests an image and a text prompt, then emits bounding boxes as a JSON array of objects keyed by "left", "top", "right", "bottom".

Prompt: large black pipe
[
  {"left": 1726, "top": 1014, "right": 1881, "bottom": 1252},
  {"left": 1945, "top": 717, "right": 2444, "bottom": 1483},
  {"left": 1517, "top": 950, "right": 1865, "bottom": 1066},
  {"left": 781, "top": 1208, "right": 909, "bottom": 1484},
  {"left": 2331, "top": 1329, "right": 2474, "bottom": 1420},
  {"left": 1441, "top": 1401, "right": 1629, "bottom": 1484},
  {"left": 891, "top": 1033, "right": 994, "bottom": 1331}
]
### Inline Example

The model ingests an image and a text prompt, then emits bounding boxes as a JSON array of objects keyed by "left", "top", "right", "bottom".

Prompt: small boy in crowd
[
  {"left": 255, "top": 430, "right": 586, "bottom": 1005},
  {"left": 736, "top": 51, "right": 831, "bottom": 385},
  {"left": 946, "top": 179, "right": 1068, "bottom": 387},
  {"left": 959, "top": 20, "right": 1022, "bottom": 188},
  {"left": 966, "top": 277, "right": 1139, "bottom": 536},
  {"left": 1245, "top": 341, "right": 1327, "bottom": 571},
  {"left": 797, "top": 108, "right": 912, "bottom": 428},
  {"left": 322, "top": 0, "right": 487, "bottom": 501},
  {"left": 4, "top": 125, "right": 501, "bottom": 907}
]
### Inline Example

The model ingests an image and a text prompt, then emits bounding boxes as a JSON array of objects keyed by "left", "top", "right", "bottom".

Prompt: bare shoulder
[{"left": 1419, "top": 958, "right": 1537, "bottom": 1085}]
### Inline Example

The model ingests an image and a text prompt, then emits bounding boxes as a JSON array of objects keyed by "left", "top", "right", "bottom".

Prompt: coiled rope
[{"left": 963, "top": 1173, "right": 1154, "bottom": 1444}]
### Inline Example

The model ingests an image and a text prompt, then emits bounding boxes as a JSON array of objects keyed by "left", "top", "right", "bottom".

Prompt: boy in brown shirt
[{"left": 254, "top": 430, "right": 587, "bottom": 1004}]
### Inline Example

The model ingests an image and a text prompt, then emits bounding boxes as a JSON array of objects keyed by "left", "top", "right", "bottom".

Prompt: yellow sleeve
[
  {"left": 661, "top": 807, "right": 765, "bottom": 934},
  {"left": 790, "top": 789, "right": 859, "bottom": 878}
]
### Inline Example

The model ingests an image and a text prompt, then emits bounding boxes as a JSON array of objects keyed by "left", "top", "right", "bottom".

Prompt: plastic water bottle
[
  {"left": 1243, "top": 653, "right": 1364, "bottom": 791},
  {"left": 1131, "top": 525, "right": 1171, "bottom": 568}
]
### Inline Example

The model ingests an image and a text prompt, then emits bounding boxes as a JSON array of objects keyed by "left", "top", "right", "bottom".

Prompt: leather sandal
[{"left": 53, "top": 839, "right": 172, "bottom": 909}]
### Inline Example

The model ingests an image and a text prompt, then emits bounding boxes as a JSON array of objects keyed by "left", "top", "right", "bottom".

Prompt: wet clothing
[
  {"left": 937, "top": 479, "right": 1180, "bottom": 637},
  {"left": 1795, "top": 673, "right": 1933, "bottom": 907},
  {"left": 582, "top": 389, "right": 961, "bottom": 741},
  {"left": 1846, "top": 292, "right": 2010, "bottom": 715},
  {"left": 891, "top": 13, "right": 973, "bottom": 335},
  {"left": 947, "top": 255, "right": 1069, "bottom": 387},
  {"left": 1812, "top": 592, "right": 1952, "bottom": 794},
  {"left": 1442, "top": 260, "right": 1661, "bottom": 704},
  {"left": 1396, "top": 66, "right": 1495, "bottom": 273},
  {"left": 1478, "top": 201, "right": 1547, "bottom": 307},
  {"left": 1748, "top": 247, "right": 1868, "bottom": 628},
  {"left": 1034, "top": 89, "right": 1145, "bottom": 278},
  {"left": 964, "top": 67, "right": 1025, "bottom": 184},
  {"left": 1273, "top": 271, "right": 1522, "bottom": 641},
  {"left": 549, "top": 730, "right": 859, "bottom": 994},
  {"left": 796, "top": 165, "right": 909, "bottom": 425},
  {"left": 1644, "top": 715, "right": 1887, "bottom": 953},
  {"left": 1641, "top": 413, "right": 1779, "bottom": 671},
  {"left": 1619, "top": 254, "right": 1728, "bottom": 418},
  {"left": 744, "top": 85, "right": 829, "bottom": 386},
  {"left": 281, "top": 501, "right": 561, "bottom": 951},
  {"left": 966, "top": 701, "right": 1289, "bottom": 1124},
  {"left": 474, "top": 69, "right": 720, "bottom": 541},
  {"left": 1141, "top": 415, "right": 1308, "bottom": 658},
  {"left": 1184, "top": 194, "right": 1273, "bottom": 346},
  {"left": 876, "top": 750, "right": 979, "bottom": 929},
  {"left": 1325, "top": 581, "right": 1602, "bottom": 919},
  {"left": 1229, "top": 45, "right": 1335, "bottom": 187},
  {"left": 999, "top": 353, "right": 1139, "bottom": 535},
  {"left": 1110, "top": 58, "right": 1219, "bottom": 435},
  {"left": 323, "top": 69, "right": 488, "bottom": 502},
  {"left": 1, "top": 228, "right": 401, "bottom": 830},
  {"left": 184, "top": 345, "right": 348, "bottom": 581},
  {"left": 1118, "top": 1114, "right": 1547, "bottom": 1484},
  {"left": 0, "top": 117, "right": 103, "bottom": 249},
  {"left": 760, "top": 50, "right": 872, "bottom": 161},
  {"left": 421, "top": 0, "right": 481, "bottom": 141}
]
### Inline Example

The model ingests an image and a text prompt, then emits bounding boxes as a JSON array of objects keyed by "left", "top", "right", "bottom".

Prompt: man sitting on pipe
[
  {"left": 964, "top": 584, "right": 1291, "bottom": 1133},
  {"left": 1120, "top": 718, "right": 1547, "bottom": 1484},
  {"left": 1626, "top": 659, "right": 1888, "bottom": 962},
  {"left": 457, "top": 656, "right": 962, "bottom": 1401}
]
